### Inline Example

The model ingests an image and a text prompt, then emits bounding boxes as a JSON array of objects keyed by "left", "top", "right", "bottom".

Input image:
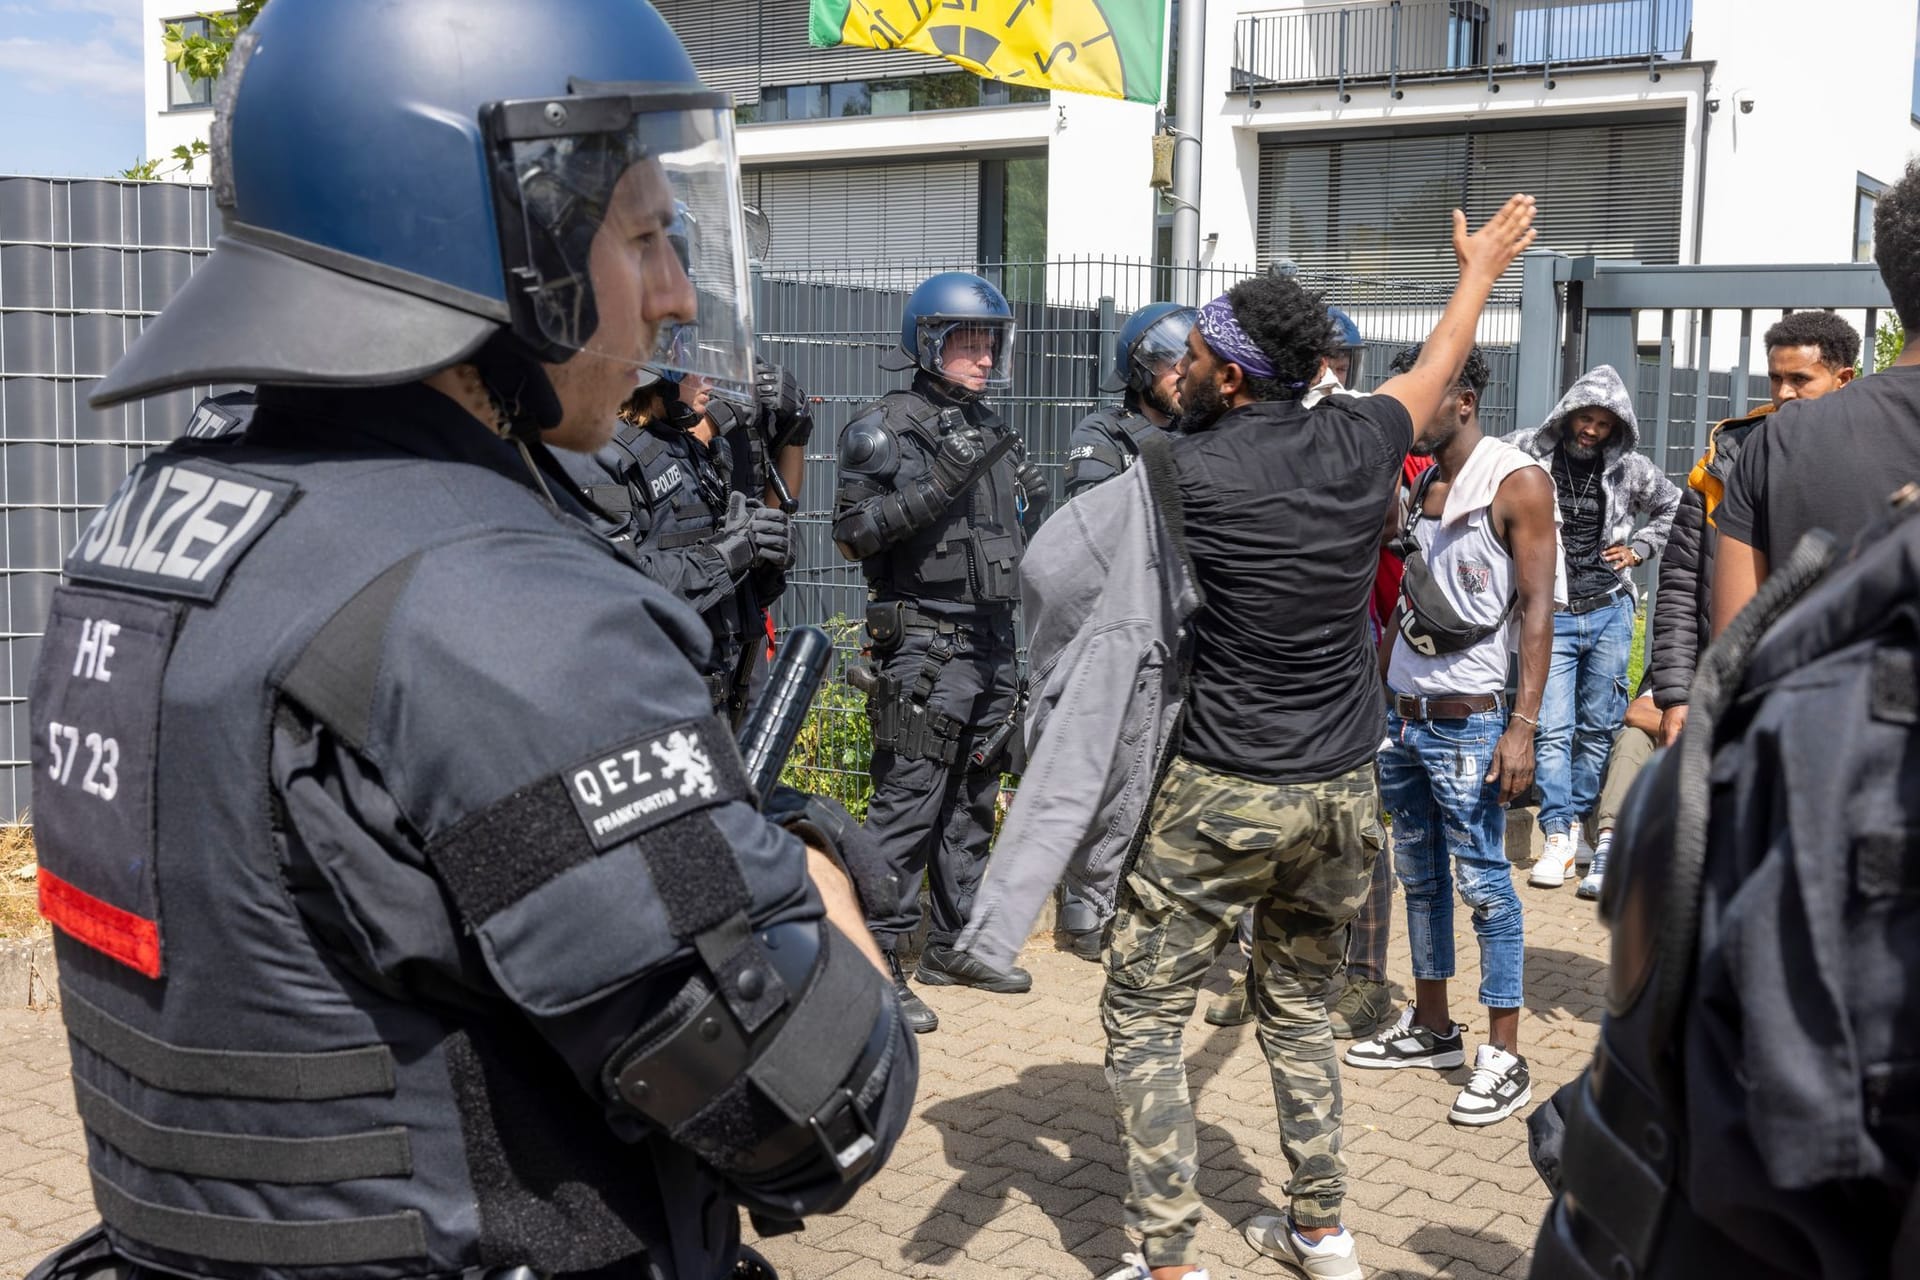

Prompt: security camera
[
  {"left": 1738, "top": 96, "right": 1754, "bottom": 114},
  {"left": 1706, "top": 98, "right": 1721, "bottom": 113}
]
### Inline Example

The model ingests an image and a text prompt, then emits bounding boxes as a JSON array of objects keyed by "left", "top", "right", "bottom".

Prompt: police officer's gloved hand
[
  {"left": 742, "top": 500, "right": 793, "bottom": 570},
  {"left": 710, "top": 491, "right": 758, "bottom": 576},
  {"left": 755, "top": 358, "right": 813, "bottom": 451},
  {"left": 929, "top": 426, "right": 988, "bottom": 499},
  {"left": 1015, "top": 459, "right": 1051, "bottom": 523}
]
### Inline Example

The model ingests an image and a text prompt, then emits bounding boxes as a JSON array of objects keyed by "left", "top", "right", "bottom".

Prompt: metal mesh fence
[
  {"left": 0, "top": 177, "right": 1530, "bottom": 822},
  {"left": 0, "top": 177, "right": 229, "bottom": 821},
  {"left": 755, "top": 258, "right": 1522, "bottom": 807}
]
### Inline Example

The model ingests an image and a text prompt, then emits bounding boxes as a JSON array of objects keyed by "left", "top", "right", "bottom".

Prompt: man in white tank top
[{"left": 1343, "top": 345, "right": 1563, "bottom": 1129}]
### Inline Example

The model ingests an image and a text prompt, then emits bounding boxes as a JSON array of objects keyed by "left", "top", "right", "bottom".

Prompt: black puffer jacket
[{"left": 1650, "top": 405, "right": 1772, "bottom": 709}]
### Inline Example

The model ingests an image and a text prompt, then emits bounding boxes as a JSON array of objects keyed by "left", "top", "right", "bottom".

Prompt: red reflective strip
[{"left": 37, "top": 867, "right": 162, "bottom": 979}]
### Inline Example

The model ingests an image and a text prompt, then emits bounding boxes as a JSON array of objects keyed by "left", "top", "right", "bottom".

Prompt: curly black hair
[
  {"left": 1225, "top": 275, "right": 1336, "bottom": 400},
  {"left": 1387, "top": 342, "right": 1491, "bottom": 396},
  {"left": 1762, "top": 310, "right": 1861, "bottom": 371},
  {"left": 1875, "top": 158, "right": 1920, "bottom": 329}
]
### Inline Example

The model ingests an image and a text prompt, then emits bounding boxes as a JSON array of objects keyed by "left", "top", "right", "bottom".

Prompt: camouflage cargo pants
[{"left": 1101, "top": 754, "right": 1382, "bottom": 1267}]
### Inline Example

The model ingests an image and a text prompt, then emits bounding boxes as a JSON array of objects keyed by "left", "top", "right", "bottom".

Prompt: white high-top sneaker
[{"left": 1530, "top": 830, "right": 1577, "bottom": 887}]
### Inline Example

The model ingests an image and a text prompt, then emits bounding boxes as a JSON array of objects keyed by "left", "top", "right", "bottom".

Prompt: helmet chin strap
[
  {"left": 472, "top": 330, "right": 565, "bottom": 441},
  {"left": 471, "top": 329, "right": 566, "bottom": 508}
]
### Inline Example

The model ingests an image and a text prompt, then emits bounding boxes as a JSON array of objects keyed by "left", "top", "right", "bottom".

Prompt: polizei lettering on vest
[
  {"left": 70, "top": 461, "right": 293, "bottom": 601},
  {"left": 649, "top": 464, "right": 684, "bottom": 502}
]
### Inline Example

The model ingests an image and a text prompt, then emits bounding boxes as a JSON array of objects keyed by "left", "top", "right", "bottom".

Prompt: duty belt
[{"left": 895, "top": 604, "right": 1014, "bottom": 643}]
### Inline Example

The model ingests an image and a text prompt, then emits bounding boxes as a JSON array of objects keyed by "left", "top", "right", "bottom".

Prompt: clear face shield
[
  {"left": 917, "top": 318, "right": 1017, "bottom": 392},
  {"left": 1130, "top": 309, "right": 1196, "bottom": 390},
  {"left": 486, "top": 82, "right": 754, "bottom": 387},
  {"left": 1328, "top": 345, "right": 1364, "bottom": 387}
]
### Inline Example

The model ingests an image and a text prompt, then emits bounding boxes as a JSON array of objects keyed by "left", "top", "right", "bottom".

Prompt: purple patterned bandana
[{"left": 1195, "top": 294, "right": 1277, "bottom": 379}]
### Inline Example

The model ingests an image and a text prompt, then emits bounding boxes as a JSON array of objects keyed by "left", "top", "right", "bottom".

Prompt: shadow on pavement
[
  {"left": 1522, "top": 945, "right": 1610, "bottom": 1029},
  {"left": 1374, "top": 1222, "right": 1535, "bottom": 1278},
  {"left": 911, "top": 1019, "right": 1277, "bottom": 1275}
]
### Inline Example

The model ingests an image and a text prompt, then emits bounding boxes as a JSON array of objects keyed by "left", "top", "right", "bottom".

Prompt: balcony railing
[{"left": 1233, "top": 0, "right": 1692, "bottom": 98}]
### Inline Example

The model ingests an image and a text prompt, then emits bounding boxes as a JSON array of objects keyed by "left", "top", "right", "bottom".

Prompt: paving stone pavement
[{"left": 0, "top": 867, "right": 1608, "bottom": 1280}]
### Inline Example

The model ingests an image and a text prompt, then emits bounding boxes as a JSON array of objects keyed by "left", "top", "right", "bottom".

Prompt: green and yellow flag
[{"left": 808, "top": 0, "right": 1167, "bottom": 105}]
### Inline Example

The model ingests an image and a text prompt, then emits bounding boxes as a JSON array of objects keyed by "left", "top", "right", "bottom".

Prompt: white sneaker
[
  {"left": 1449, "top": 1044, "right": 1532, "bottom": 1126},
  {"left": 1244, "top": 1217, "right": 1363, "bottom": 1280},
  {"left": 1577, "top": 832, "right": 1613, "bottom": 901},
  {"left": 1098, "top": 1253, "right": 1210, "bottom": 1280},
  {"left": 1530, "top": 831, "right": 1576, "bottom": 887},
  {"left": 1573, "top": 829, "right": 1597, "bottom": 871}
]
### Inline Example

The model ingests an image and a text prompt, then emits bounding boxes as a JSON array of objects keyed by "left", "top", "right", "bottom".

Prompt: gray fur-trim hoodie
[{"left": 1507, "top": 364, "right": 1681, "bottom": 580}]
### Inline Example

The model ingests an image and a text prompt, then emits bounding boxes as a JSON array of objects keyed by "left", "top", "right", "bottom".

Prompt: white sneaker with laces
[
  {"left": 1450, "top": 1044, "right": 1532, "bottom": 1126},
  {"left": 1243, "top": 1217, "right": 1362, "bottom": 1280},
  {"left": 1530, "top": 831, "right": 1576, "bottom": 887},
  {"left": 1097, "top": 1252, "right": 1210, "bottom": 1280},
  {"left": 1342, "top": 1005, "right": 1466, "bottom": 1070}
]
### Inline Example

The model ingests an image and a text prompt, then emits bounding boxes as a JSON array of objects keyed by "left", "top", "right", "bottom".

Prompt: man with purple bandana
[{"left": 1096, "top": 196, "right": 1539, "bottom": 1280}]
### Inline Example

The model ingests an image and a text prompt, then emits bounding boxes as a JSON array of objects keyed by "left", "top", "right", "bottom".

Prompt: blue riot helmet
[
  {"left": 1326, "top": 306, "right": 1365, "bottom": 387},
  {"left": 880, "top": 272, "right": 1016, "bottom": 394},
  {"left": 1101, "top": 302, "right": 1197, "bottom": 398},
  {"left": 90, "top": 0, "right": 754, "bottom": 412}
]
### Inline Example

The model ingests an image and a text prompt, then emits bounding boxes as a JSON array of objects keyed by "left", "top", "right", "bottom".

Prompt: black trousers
[{"left": 862, "top": 618, "right": 1019, "bottom": 951}]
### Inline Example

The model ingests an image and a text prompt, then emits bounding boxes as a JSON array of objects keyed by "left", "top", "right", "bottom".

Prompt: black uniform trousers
[{"left": 864, "top": 612, "right": 1019, "bottom": 951}]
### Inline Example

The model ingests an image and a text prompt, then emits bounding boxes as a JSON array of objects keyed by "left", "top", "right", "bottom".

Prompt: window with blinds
[
  {"left": 1257, "top": 115, "right": 1685, "bottom": 296},
  {"left": 743, "top": 161, "right": 983, "bottom": 271},
  {"left": 652, "top": 0, "right": 955, "bottom": 105}
]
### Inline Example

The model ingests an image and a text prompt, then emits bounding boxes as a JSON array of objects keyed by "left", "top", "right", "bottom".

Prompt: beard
[
  {"left": 1143, "top": 379, "right": 1180, "bottom": 419},
  {"left": 1409, "top": 423, "right": 1455, "bottom": 458},
  {"left": 1562, "top": 437, "right": 1602, "bottom": 461},
  {"left": 1182, "top": 374, "right": 1231, "bottom": 432}
]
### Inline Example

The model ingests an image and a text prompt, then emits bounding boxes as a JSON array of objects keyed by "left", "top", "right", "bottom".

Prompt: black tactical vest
[
  {"left": 1534, "top": 505, "right": 1920, "bottom": 1278},
  {"left": 620, "top": 424, "right": 762, "bottom": 720},
  {"left": 29, "top": 407, "right": 777, "bottom": 1279},
  {"left": 868, "top": 389, "right": 1025, "bottom": 607}
]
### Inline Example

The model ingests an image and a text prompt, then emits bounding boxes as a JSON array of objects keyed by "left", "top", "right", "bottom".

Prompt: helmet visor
[
  {"left": 916, "top": 317, "right": 1017, "bottom": 391},
  {"left": 1130, "top": 308, "right": 1196, "bottom": 385},
  {"left": 493, "top": 88, "right": 754, "bottom": 387}
]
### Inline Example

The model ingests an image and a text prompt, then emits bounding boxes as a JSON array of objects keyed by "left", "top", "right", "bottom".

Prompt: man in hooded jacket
[{"left": 1506, "top": 366, "right": 1679, "bottom": 888}]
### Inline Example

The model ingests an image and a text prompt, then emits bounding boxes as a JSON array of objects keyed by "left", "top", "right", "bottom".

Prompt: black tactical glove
[
  {"left": 1015, "top": 458, "right": 1051, "bottom": 524},
  {"left": 710, "top": 491, "right": 757, "bottom": 577},
  {"left": 929, "top": 426, "right": 989, "bottom": 498},
  {"left": 742, "top": 500, "right": 793, "bottom": 571},
  {"left": 755, "top": 358, "right": 814, "bottom": 451}
]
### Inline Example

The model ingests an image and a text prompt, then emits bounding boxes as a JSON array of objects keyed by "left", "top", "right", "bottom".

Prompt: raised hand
[{"left": 1453, "top": 194, "right": 1538, "bottom": 284}]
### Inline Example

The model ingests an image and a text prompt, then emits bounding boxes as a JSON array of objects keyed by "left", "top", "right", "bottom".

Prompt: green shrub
[{"left": 778, "top": 617, "right": 876, "bottom": 820}]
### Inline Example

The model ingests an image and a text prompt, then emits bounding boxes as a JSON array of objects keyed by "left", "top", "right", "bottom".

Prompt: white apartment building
[{"left": 143, "top": 1, "right": 1919, "bottom": 281}]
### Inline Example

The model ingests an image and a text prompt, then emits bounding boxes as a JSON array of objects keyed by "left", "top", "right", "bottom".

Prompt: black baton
[{"left": 737, "top": 625, "right": 832, "bottom": 805}]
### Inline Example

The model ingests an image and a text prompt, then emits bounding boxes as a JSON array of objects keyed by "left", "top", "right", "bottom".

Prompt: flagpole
[{"left": 1172, "top": 0, "right": 1205, "bottom": 305}]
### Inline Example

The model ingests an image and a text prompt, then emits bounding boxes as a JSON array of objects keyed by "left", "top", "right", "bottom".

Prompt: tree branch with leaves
[{"left": 119, "top": 2, "right": 268, "bottom": 180}]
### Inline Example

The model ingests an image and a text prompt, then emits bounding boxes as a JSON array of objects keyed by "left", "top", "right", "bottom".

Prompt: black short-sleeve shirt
[
  {"left": 1175, "top": 392, "right": 1414, "bottom": 785},
  {"left": 1716, "top": 367, "right": 1920, "bottom": 563}
]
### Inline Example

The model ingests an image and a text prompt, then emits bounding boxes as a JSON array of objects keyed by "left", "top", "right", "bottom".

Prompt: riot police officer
[
  {"left": 1325, "top": 306, "right": 1366, "bottom": 389},
  {"left": 561, "top": 366, "right": 795, "bottom": 728},
  {"left": 834, "top": 272, "right": 1049, "bottom": 1033},
  {"left": 1062, "top": 301, "right": 1195, "bottom": 500},
  {"left": 25, "top": 4, "right": 916, "bottom": 1278}
]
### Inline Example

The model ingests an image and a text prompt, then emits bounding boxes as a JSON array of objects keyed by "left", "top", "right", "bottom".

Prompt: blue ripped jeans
[
  {"left": 1378, "top": 708, "right": 1524, "bottom": 1009},
  {"left": 1536, "top": 590, "right": 1636, "bottom": 835}
]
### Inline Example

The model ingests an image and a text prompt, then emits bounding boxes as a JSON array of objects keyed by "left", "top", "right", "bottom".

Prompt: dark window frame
[
  {"left": 162, "top": 15, "right": 215, "bottom": 112},
  {"left": 1857, "top": 172, "right": 1888, "bottom": 265}
]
